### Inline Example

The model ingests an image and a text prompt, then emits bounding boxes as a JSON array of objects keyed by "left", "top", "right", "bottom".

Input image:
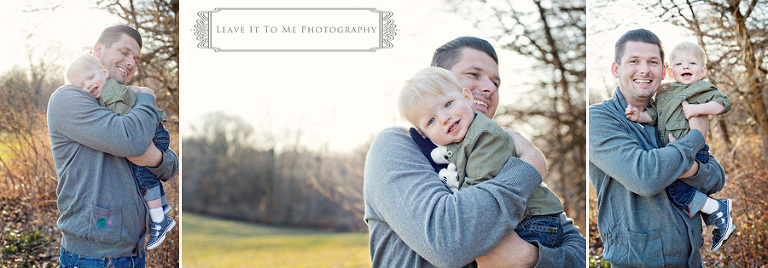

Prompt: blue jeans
[
  {"left": 514, "top": 213, "right": 564, "bottom": 248},
  {"left": 666, "top": 180, "right": 695, "bottom": 209},
  {"left": 131, "top": 123, "right": 170, "bottom": 201},
  {"left": 59, "top": 247, "right": 145, "bottom": 268}
]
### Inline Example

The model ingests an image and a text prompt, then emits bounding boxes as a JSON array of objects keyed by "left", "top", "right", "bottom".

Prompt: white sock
[
  {"left": 149, "top": 207, "right": 164, "bottom": 223},
  {"left": 700, "top": 198, "right": 719, "bottom": 214}
]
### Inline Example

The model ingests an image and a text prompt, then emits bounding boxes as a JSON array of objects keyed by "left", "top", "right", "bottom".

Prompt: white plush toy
[{"left": 431, "top": 145, "right": 459, "bottom": 193}]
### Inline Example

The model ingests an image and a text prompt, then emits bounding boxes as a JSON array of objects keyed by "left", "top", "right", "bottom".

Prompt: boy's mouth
[
  {"left": 447, "top": 120, "right": 460, "bottom": 134},
  {"left": 681, "top": 72, "right": 693, "bottom": 79}
]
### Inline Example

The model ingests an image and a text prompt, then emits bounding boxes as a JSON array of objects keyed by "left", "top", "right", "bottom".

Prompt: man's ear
[
  {"left": 661, "top": 64, "right": 667, "bottom": 80},
  {"left": 462, "top": 88, "right": 473, "bottom": 101},
  {"left": 93, "top": 43, "right": 104, "bottom": 58},
  {"left": 611, "top": 62, "right": 619, "bottom": 78}
]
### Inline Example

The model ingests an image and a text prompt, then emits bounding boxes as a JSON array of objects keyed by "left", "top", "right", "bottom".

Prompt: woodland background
[
  {"left": 588, "top": 1, "right": 768, "bottom": 267},
  {"left": 182, "top": 0, "right": 587, "bottom": 238},
  {"left": 0, "top": 0, "right": 179, "bottom": 266}
]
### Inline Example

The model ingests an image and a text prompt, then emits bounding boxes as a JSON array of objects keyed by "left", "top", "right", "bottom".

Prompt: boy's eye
[
  {"left": 445, "top": 101, "right": 452, "bottom": 108},
  {"left": 427, "top": 118, "right": 435, "bottom": 125}
]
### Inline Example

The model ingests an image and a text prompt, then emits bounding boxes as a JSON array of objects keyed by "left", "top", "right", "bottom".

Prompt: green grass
[{"left": 182, "top": 212, "right": 371, "bottom": 268}]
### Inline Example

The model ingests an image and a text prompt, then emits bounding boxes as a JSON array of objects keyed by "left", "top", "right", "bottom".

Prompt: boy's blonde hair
[
  {"left": 398, "top": 67, "right": 464, "bottom": 127},
  {"left": 668, "top": 41, "right": 706, "bottom": 65},
  {"left": 66, "top": 54, "right": 103, "bottom": 85}
]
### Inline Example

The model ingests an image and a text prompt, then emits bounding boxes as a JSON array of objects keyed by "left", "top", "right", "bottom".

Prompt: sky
[
  {"left": 1, "top": 1, "right": 703, "bottom": 154},
  {"left": 587, "top": 1, "right": 698, "bottom": 103},
  {"left": 0, "top": 1, "right": 120, "bottom": 76},
  {"left": 179, "top": 0, "right": 536, "bottom": 153}
]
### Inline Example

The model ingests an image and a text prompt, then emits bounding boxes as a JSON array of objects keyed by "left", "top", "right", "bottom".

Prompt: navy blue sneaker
[
  {"left": 704, "top": 199, "right": 735, "bottom": 252},
  {"left": 147, "top": 215, "right": 176, "bottom": 250}
]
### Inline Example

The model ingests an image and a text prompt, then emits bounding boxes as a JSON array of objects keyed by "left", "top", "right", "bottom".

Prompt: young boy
[
  {"left": 65, "top": 54, "right": 176, "bottom": 250},
  {"left": 398, "top": 67, "right": 566, "bottom": 248},
  {"left": 625, "top": 41, "right": 735, "bottom": 251}
]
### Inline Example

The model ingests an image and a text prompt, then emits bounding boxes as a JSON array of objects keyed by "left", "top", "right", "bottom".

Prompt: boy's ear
[
  {"left": 701, "top": 66, "right": 707, "bottom": 76},
  {"left": 102, "top": 66, "right": 109, "bottom": 76},
  {"left": 666, "top": 66, "right": 673, "bottom": 78},
  {"left": 462, "top": 88, "right": 473, "bottom": 101},
  {"left": 93, "top": 43, "right": 104, "bottom": 58}
]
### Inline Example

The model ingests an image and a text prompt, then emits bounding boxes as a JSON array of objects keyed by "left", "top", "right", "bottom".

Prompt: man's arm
[
  {"left": 145, "top": 148, "right": 179, "bottom": 182},
  {"left": 675, "top": 116, "right": 724, "bottom": 194},
  {"left": 47, "top": 86, "right": 158, "bottom": 157},
  {"left": 365, "top": 127, "right": 541, "bottom": 267},
  {"left": 589, "top": 106, "right": 702, "bottom": 195},
  {"left": 505, "top": 130, "right": 547, "bottom": 179}
]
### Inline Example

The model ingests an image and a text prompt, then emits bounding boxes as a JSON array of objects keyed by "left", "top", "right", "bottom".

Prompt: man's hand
[
  {"left": 128, "top": 86, "right": 156, "bottom": 99},
  {"left": 476, "top": 232, "right": 538, "bottom": 268},
  {"left": 127, "top": 144, "right": 162, "bottom": 168}
]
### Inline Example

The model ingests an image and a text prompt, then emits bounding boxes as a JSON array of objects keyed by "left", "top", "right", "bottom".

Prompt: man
[
  {"left": 589, "top": 29, "right": 725, "bottom": 267},
  {"left": 48, "top": 25, "right": 178, "bottom": 267},
  {"left": 364, "top": 36, "right": 586, "bottom": 268}
]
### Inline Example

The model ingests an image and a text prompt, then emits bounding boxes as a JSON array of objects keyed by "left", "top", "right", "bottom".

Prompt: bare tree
[
  {"left": 448, "top": 0, "right": 587, "bottom": 233},
  {"left": 647, "top": 0, "right": 768, "bottom": 164},
  {"left": 95, "top": 0, "right": 179, "bottom": 116}
]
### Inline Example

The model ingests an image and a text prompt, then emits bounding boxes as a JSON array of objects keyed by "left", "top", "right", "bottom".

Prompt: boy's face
[
  {"left": 668, "top": 51, "right": 706, "bottom": 85},
  {"left": 70, "top": 66, "right": 108, "bottom": 99},
  {"left": 415, "top": 88, "right": 475, "bottom": 146}
]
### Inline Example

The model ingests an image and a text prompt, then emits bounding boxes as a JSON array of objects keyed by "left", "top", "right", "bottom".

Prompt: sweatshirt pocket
[
  {"left": 87, "top": 203, "right": 123, "bottom": 244},
  {"left": 606, "top": 228, "right": 664, "bottom": 267}
]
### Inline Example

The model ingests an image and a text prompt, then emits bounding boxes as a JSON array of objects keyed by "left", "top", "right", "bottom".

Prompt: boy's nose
[{"left": 437, "top": 111, "right": 451, "bottom": 124}]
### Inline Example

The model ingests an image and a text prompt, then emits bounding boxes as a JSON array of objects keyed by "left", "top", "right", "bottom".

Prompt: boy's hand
[
  {"left": 625, "top": 105, "right": 641, "bottom": 121},
  {"left": 128, "top": 86, "right": 156, "bottom": 99}
]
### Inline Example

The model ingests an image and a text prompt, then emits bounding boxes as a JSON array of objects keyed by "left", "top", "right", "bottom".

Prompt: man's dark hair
[
  {"left": 431, "top": 36, "right": 498, "bottom": 69},
  {"left": 97, "top": 25, "right": 142, "bottom": 49},
  {"left": 614, "top": 29, "right": 663, "bottom": 65}
]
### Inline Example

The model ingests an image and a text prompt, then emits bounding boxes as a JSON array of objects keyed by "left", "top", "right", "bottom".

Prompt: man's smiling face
[
  {"left": 612, "top": 41, "right": 665, "bottom": 102},
  {"left": 449, "top": 48, "right": 500, "bottom": 118},
  {"left": 94, "top": 33, "right": 141, "bottom": 84}
]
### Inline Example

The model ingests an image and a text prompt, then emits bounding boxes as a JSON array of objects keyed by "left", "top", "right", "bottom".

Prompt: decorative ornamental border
[{"left": 193, "top": 8, "right": 397, "bottom": 52}]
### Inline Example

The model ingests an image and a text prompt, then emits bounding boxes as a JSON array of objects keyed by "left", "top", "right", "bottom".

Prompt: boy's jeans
[
  {"left": 131, "top": 123, "right": 170, "bottom": 201},
  {"left": 59, "top": 247, "right": 145, "bottom": 268},
  {"left": 665, "top": 143, "right": 711, "bottom": 217},
  {"left": 515, "top": 213, "right": 564, "bottom": 248}
]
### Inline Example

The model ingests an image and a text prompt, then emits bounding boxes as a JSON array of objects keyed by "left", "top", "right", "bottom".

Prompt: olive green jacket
[
  {"left": 648, "top": 80, "right": 729, "bottom": 145},
  {"left": 447, "top": 113, "right": 563, "bottom": 216}
]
